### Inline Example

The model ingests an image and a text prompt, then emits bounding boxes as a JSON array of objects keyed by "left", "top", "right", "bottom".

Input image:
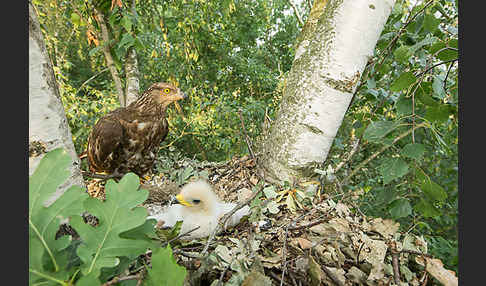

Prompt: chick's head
[{"left": 175, "top": 180, "right": 219, "bottom": 215}]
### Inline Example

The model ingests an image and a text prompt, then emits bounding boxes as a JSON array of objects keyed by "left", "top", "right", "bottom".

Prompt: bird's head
[
  {"left": 147, "top": 82, "right": 188, "bottom": 108},
  {"left": 174, "top": 180, "right": 219, "bottom": 215}
]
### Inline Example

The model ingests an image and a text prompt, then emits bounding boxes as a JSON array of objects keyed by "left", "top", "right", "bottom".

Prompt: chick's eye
[
  {"left": 164, "top": 88, "right": 170, "bottom": 94},
  {"left": 192, "top": 199, "right": 201, "bottom": 204}
]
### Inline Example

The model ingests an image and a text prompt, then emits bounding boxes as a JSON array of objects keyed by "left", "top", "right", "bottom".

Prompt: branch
[
  {"left": 94, "top": 8, "right": 126, "bottom": 107},
  {"left": 344, "top": 122, "right": 427, "bottom": 183},
  {"left": 77, "top": 68, "right": 109, "bottom": 92},
  {"left": 238, "top": 109, "right": 255, "bottom": 160},
  {"left": 287, "top": 0, "right": 304, "bottom": 27},
  {"left": 102, "top": 274, "right": 139, "bottom": 286}
]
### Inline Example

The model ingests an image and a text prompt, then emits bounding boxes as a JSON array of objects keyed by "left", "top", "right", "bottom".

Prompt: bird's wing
[
  {"left": 87, "top": 115, "right": 125, "bottom": 172},
  {"left": 147, "top": 204, "right": 184, "bottom": 227},
  {"left": 220, "top": 203, "right": 251, "bottom": 228}
]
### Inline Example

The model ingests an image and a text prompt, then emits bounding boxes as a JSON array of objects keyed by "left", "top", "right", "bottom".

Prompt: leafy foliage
[
  {"left": 145, "top": 245, "right": 187, "bottom": 286},
  {"left": 29, "top": 148, "right": 89, "bottom": 285},
  {"left": 29, "top": 149, "right": 186, "bottom": 285},
  {"left": 70, "top": 173, "right": 151, "bottom": 279}
]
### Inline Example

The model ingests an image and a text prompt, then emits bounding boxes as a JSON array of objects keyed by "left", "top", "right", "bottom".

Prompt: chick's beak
[{"left": 175, "top": 194, "right": 193, "bottom": 207}]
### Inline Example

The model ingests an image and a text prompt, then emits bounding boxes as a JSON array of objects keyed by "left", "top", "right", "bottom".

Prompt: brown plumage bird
[{"left": 87, "top": 82, "right": 187, "bottom": 177}]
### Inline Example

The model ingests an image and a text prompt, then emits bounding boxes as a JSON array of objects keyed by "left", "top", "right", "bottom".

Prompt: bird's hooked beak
[{"left": 174, "top": 194, "right": 193, "bottom": 207}]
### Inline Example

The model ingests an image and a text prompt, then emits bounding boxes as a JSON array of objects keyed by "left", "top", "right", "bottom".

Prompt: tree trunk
[
  {"left": 29, "top": 3, "right": 85, "bottom": 205},
  {"left": 125, "top": 47, "right": 140, "bottom": 106},
  {"left": 259, "top": 0, "right": 395, "bottom": 183},
  {"left": 94, "top": 8, "right": 126, "bottom": 107},
  {"left": 125, "top": 0, "right": 141, "bottom": 106}
]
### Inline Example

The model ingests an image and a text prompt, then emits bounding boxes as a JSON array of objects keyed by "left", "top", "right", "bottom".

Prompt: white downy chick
[{"left": 148, "top": 180, "right": 250, "bottom": 239}]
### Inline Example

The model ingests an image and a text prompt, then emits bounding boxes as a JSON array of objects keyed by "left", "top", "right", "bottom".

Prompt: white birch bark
[
  {"left": 125, "top": 0, "right": 141, "bottom": 106},
  {"left": 260, "top": 0, "right": 395, "bottom": 182},
  {"left": 29, "top": 3, "right": 85, "bottom": 205}
]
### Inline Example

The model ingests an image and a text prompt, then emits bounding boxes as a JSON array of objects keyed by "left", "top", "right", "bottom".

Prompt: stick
[
  {"left": 161, "top": 226, "right": 201, "bottom": 248},
  {"left": 390, "top": 242, "right": 401, "bottom": 285},
  {"left": 238, "top": 108, "right": 255, "bottom": 160},
  {"left": 102, "top": 275, "right": 139, "bottom": 286}
]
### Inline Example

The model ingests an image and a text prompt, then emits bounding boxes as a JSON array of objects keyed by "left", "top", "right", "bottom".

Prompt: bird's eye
[
  {"left": 164, "top": 88, "right": 170, "bottom": 94},
  {"left": 192, "top": 199, "right": 201, "bottom": 204}
]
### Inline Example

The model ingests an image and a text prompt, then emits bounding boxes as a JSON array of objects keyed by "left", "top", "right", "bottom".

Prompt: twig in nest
[
  {"left": 161, "top": 226, "right": 201, "bottom": 248},
  {"left": 280, "top": 230, "right": 290, "bottom": 286},
  {"left": 356, "top": 242, "right": 365, "bottom": 265},
  {"left": 217, "top": 257, "right": 235, "bottom": 286},
  {"left": 102, "top": 274, "right": 139, "bottom": 286},
  {"left": 238, "top": 108, "right": 255, "bottom": 160},
  {"left": 82, "top": 170, "right": 124, "bottom": 182},
  {"left": 287, "top": 217, "right": 328, "bottom": 231},
  {"left": 390, "top": 241, "right": 401, "bottom": 285},
  {"left": 288, "top": 271, "right": 299, "bottom": 286},
  {"left": 269, "top": 271, "right": 291, "bottom": 286}
]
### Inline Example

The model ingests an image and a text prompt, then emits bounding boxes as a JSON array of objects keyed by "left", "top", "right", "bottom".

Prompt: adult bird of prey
[{"left": 86, "top": 82, "right": 187, "bottom": 177}]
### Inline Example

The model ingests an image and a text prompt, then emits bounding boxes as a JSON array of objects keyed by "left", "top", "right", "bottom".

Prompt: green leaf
[
  {"left": 89, "top": 46, "right": 103, "bottom": 57},
  {"left": 425, "top": 105, "right": 450, "bottom": 123},
  {"left": 146, "top": 245, "right": 187, "bottom": 286},
  {"left": 70, "top": 173, "right": 151, "bottom": 277},
  {"left": 263, "top": 186, "right": 277, "bottom": 199},
  {"left": 363, "top": 121, "right": 399, "bottom": 143},
  {"left": 390, "top": 72, "right": 417, "bottom": 92},
  {"left": 29, "top": 148, "right": 88, "bottom": 284},
  {"left": 394, "top": 46, "right": 412, "bottom": 64},
  {"left": 395, "top": 97, "right": 413, "bottom": 116},
  {"left": 379, "top": 158, "right": 409, "bottom": 184},
  {"left": 414, "top": 199, "right": 440, "bottom": 218},
  {"left": 432, "top": 76, "right": 446, "bottom": 99},
  {"left": 71, "top": 13, "right": 81, "bottom": 26},
  {"left": 374, "top": 187, "right": 398, "bottom": 206},
  {"left": 410, "top": 36, "right": 438, "bottom": 53},
  {"left": 119, "top": 218, "right": 159, "bottom": 244},
  {"left": 118, "top": 33, "right": 135, "bottom": 50},
  {"left": 121, "top": 15, "right": 132, "bottom": 32},
  {"left": 423, "top": 13, "right": 440, "bottom": 33},
  {"left": 420, "top": 178, "right": 447, "bottom": 202},
  {"left": 389, "top": 198, "right": 412, "bottom": 219},
  {"left": 400, "top": 143, "right": 426, "bottom": 160},
  {"left": 416, "top": 82, "right": 437, "bottom": 106},
  {"left": 437, "top": 49, "right": 458, "bottom": 62}
]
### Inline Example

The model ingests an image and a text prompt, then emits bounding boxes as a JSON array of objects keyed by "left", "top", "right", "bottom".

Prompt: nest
[{"left": 82, "top": 154, "right": 457, "bottom": 286}]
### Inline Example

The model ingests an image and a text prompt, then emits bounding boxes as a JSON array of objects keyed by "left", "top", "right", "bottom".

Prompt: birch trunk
[
  {"left": 124, "top": 0, "right": 141, "bottom": 105},
  {"left": 29, "top": 3, "right": 85, "bottom": 204},
  {"left": 260, "top": 0, "right": 395, "bottom": 183},
  {"left": 125, "top": 47, "right": 140, "bottom": 106}
]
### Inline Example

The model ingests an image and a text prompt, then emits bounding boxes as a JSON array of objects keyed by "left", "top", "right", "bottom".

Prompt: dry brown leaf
[
  {"left": 416, "top": 256, "right": 458, "bottom": 286},
  {"left": 294, "top": 237, "right": 313, "bottom": 250},
  {"left": 369, "top": 218, "right": 400, "bottom": 238}
]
